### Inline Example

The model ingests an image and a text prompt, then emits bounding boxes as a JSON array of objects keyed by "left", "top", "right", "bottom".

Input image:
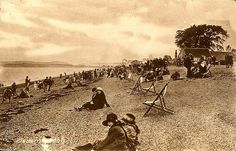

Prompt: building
[
  {"left": 210, "top": 51, "right": 234, "bottom": 64},
  {"left": 178, "top": 48, "right": 211, "bottom": 62}
]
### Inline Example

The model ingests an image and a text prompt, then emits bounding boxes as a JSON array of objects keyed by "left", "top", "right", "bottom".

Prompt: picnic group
[{"left": 1, "top": 54, "right": 233, "bottom": 151}]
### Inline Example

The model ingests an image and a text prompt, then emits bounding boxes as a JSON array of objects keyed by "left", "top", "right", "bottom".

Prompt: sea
[{"left": 0, "top": 66, "right": 94, "bottom": 86}]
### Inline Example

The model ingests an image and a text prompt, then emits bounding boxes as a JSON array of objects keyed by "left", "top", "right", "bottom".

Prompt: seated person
[
  {"left": 171, "top": 71, "right": 180, "bottom": 80},
  {"left": 19, "top": 89, "right": 33, "bottom": 98},
  {"left": 145, "top": 71, "right": 155, "bottom": 82},
  {"left": 63, "top": 79, "right": 74, "bottom": 89},
  {"left": 199, "top": 61, "right": 207, "bottom": 74},
  {"left": 191, "top": 62, "right": 208, "bottom": 78},
  {"left": 120, "top": 113, "right": 140, "bottom": 150},
  {"left": 75, "top": 87, "right": 110, "bottom": 111},
  {"left": 73, "top": 113, "right": 128, "bottom": 151},
  {"left": 2, "top": 88, "right": 13, "bottom": 103}
]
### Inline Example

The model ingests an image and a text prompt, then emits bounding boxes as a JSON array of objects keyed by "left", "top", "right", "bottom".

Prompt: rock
[
  {"left": 34, "top": 128, "right": 49, "bottom": 134},
  {"left": 0, "top": 139, "right": 14, "bottom": 145}
]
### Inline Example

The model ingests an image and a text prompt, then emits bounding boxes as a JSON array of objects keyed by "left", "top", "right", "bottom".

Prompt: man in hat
[
  {"left": 74, "top": 113, "right": 128, "bottom": 151},
  {"left": 93, "top": 113, "right": 128, "bottom": 150},
  {"left": 75, "top": 87, "right": 110, "bottom": 111}
]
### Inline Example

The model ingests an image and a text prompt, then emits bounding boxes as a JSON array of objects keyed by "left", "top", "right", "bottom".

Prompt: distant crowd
[
  {"left": 183, "top": 54, "right": 211, "bottom": 78},
  {"left": 130, "top": 57, "right": 170, "bottom": 82}
]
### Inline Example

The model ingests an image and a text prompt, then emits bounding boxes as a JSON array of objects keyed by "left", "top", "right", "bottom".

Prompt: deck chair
[
  {"left": 127, "top": 73, "right": 134, "bottom": 82},
  {"left": 142, "top": 80, "right": 157, "bottom": 95},
  {"left": 143, "top": 83, "right": 174, "bottom": 116},
  {"left": 202, "top": 64, "right": 212, "bottom": 78},
  {"left": 130, "top": 76, "right": 144, "bottom": 94}
]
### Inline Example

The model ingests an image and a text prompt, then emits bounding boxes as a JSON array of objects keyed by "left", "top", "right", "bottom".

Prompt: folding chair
[
  {"left": 143, "top": 83, "right": 174, "bottom": 116},
  {"left": 130, "top": 76, "right": 144, "bottom": 95},
  {"left": 202, "top": 64, "right": 212, "bottom": 78},
  {"left": 142, "top": 80, "right": 157, "bottom": 95},
  {"left": 127, "top": 73, "right": 134, "bottom": 82}
]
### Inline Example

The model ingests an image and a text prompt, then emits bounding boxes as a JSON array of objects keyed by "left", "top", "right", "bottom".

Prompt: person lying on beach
[{"left": 74, "top": 87, "right": 110, "bottom": 111}]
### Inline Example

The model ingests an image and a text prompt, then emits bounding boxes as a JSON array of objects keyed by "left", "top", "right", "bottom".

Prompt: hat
[
  {"left": 96, "top": 87, "right": 103, "bottom": 91},
  {"left": 102, "top": 113, "right": 118, "bottom": 126},
  {"left": 122, "top": 113, "right": 136, "bottom": 123},
  {"left": 92, "top": 87, "right": 97, "bottom": 92}
]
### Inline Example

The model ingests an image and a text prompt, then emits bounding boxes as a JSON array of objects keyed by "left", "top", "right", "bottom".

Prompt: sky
[{"left": 0, "top": 0, "right": 236, "bottom": 64}]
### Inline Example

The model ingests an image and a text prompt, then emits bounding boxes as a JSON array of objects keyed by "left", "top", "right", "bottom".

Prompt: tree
[
  {"left": 175, "top": 24, "right": 229, "bottom": 51},
  {"left": 163, "top": 55, "right": 172, "bottom": 62}
]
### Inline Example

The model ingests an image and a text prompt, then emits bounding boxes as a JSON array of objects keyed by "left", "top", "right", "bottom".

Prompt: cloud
[
  {"left": 1, "top": 0, "right": 35, "bottom": 27},
  {"left": 25, "top": 44, "right": 68, "bottom": 56},
  {"left": 0, "top": 0, "right": 236, "bottom": 64},
  {"left": 0, "top": 46, "right": 29, "bottom": 61},
  {"left": 121, "top": 31, "right": 134, "bottom": 37},
  {"left": 138, "top": 33, "right": 151, "bottom": 40}
]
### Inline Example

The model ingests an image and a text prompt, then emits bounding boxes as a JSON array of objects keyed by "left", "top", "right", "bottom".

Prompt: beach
[{"left": 0, "top": 65, "right": 236, "bottom": 151}]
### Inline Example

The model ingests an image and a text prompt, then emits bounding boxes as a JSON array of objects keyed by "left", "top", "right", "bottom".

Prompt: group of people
[
  {"left": 74, "top": 113, "right": 140, "bottom": 151},
  {"left": 183, "top": 54, "right": 211, "bottom": 78},
  {"left": 43, "top": 77, "right": 54, "bottom": 92},
  {"left": 32, "top": 76, "right": 54, "bottom": 92},
  {"left": 130, "top": 58, "right": 170, "bottom": 82},
  {"left": 2, "top": 80, "right": 33, "bottom": 103},
  {"left": 72, "top": 86, "right": 140, "bottom": 150}
]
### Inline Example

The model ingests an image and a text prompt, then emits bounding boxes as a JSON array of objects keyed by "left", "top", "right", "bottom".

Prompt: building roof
[
  {"left": 179, "top": 48, "right": 211, "bottom": 58},
  {"left": 210, "top": 51, "right": 234, "bottom": 61}
]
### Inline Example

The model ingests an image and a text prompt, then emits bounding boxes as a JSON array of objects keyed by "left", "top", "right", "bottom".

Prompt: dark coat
[
  {"left": 184, "top": 56, "right": 192, "bottom": 68},
  {"left": 92, "top": 91, "right": 109, "bottom": 109},
  {"left": 93, "top": 125, "right": 128, "bottom": 150}
]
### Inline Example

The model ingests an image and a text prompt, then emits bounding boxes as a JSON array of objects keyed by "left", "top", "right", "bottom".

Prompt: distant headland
[{"left": 0, "top": 61, "right": 114, "bottom": 68}]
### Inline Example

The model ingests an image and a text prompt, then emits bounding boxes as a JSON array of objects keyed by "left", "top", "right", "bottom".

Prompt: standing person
[
  {"left": 43, "top": 77, "right": 49, "bottom": 92},
  {"left": 184, "top": 54, "right": 193, "bottom": 78},
  {"left": 48, "top": 77, "right": 54, "bottom": 91},
  {"left": 11, "top": 82, "right": 17, "bottom": 97},
  {"left": 225, "top": 53, "right": 229, "bottom": 68},
  {"left": 211, "top": 55, "right": 216, "bottom": 66},
  {"left": 25, "top": 76, "right": 30, "bottom": 90}
]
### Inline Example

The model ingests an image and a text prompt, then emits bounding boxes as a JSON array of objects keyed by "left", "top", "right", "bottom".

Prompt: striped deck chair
[
  {"left": 127, "top": 73, "right": 134, "bottom": 82},
  {"left": 142, "top": 80, "right": 157, "bottom": 95},
  {"left": 143, "top": 83, "right": 174, "bottom": 116},
  {"left": 130, "top": 76, "right": 144, "bottom": 95}
]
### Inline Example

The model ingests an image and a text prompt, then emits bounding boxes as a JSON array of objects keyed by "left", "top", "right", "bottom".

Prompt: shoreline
[{"left": 0, "top": 66, "right": 100, "bottom": 91}]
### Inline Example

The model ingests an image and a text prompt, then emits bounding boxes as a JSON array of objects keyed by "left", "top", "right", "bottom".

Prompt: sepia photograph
[{"left": 0, "top": 0, "right": 236, "bottom": 150}]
